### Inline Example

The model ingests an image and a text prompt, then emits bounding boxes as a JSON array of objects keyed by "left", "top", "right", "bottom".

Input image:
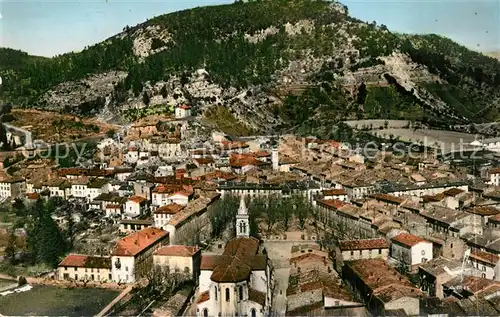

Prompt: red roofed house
[
  {"left": 125, "top": 195, "right": 149, "bottom": 218},
  {"left": 153, "top": 203, "right": 184, "bottom": 230},
  {"left": 175, "top": 105, "right": 192, "bottom": 118},
  {"left": 338, "top": 238, "right": 389, "bottom": 270},
  {"left": 153, "top": 245, "right": 201, "bottom": 282},
  {"left": 322, "top": 188, "right": 348, "bottom": 201},
  {"left": 152, "top": 184, "right": 193, "bottom": 208},
  {"left": 391, "top": 233, "right": 433, "bottom": 268},
  {"left": 197, "top": 197, "right": 271, "bottom": 317},
  {"left": 111, "top": 227, "right": 169, "bottom": 283},
  {"left": 57, "top": 254, "right": 111, "bottom": 282},
  {"left": 469, "top": 249, "right": 500, "bottom": 280}
]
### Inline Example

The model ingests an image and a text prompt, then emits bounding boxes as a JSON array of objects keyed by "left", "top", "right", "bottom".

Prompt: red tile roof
[
  {"left": 194, "top": 158, "right": 214, "bottom": 165},
  {"left": 467, "top": 206, "right": 500, "bottom": 216},
  {"left": 253, "top": 151, "right": 270, "bottom": 157},
  {"left": 154, "top": 245, "right": 200, "bottom": 257},
  {"left": 197, "top": 291, "right": 209, "bottom": 303},
  {"left": 111, "top": 227, "right": 168, "bottom": 257},
  {"left": 229, "top": 153, "right": 267, "bottom": 168},
  {"left": 128, "top": 195, "right": 148, "bottom": 204},
  {"left": 154, "top": 203, "right": 184, "bottom": 215},
  {"left": 200, "top": 237, "right": 267, "bottom": 283},
  {"left": 317, "top": 199, "right": 348, "bottom": 210},
  {"left": 221, "top": 141, "right": 249, "bottom": 150},
  {"left": 26, "top": 192, "right": 40, "bottom": 200},
  {"left": 339, "top": 238, "right": 388, "bottom": 251},
  {"left": 322, "top": 189, "right": 347, "bottom": 196},
  {"left": 443, "top": 188, "right": 465, "bottom": 197},
  {"left": 58, "top": 254, "right": 111, "bottom": 269},
  {"left": 470, "top": 249, "right": 500, "bottom": 266},
  {"left": 370, "top": 193, "right": 405, "bottom": 205},
  {"left": 178, "top": 105, "right": 191, "bottom": 110},
  {"left": 392, "top": 233, "right": 429, "bottom": 247}
]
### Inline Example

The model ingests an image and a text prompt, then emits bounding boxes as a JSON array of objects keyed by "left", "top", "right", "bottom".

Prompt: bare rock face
[{"left": 39, "top": 71, "right": 127, "bottom": 116}]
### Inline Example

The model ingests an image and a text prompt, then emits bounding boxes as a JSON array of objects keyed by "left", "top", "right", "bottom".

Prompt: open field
[
  {"left": 0, "top": 285, "right": 119, "bottom": 316},
  {"left": 10, "top": 109, "right": 119, "bottom": 143},
  {"left": 370, "top": 128, "right": 479, "bottom": 152}
]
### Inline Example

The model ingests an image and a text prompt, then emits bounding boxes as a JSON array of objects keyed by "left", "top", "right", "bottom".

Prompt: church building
[{"left": 197, "top": 196, "right": 272, "bottom": 317}]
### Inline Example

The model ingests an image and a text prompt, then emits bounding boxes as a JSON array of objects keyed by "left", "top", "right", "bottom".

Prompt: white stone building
[
  {"left": 0, "top": 177, "right": 26, "bottom": 199},
  {"left": 110, "top": 227, "right": 169, "bottom": 283},
  {"left": 175, "top": 105, "right": 192, "bottom": 118},
  {"left": 390, "top": 233, "right": 433, "bottom": 268},
  {"left": 57, "top": 254, "right": 111, "bottom": 282}
]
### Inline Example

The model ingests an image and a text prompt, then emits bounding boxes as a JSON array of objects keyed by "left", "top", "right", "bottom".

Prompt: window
[
  {"left": 215, "top": 286, "right": 218, "bottom": 300},
  {"left": 350, "top": 251, "right": 354, "bottom": 256},
  {"left": 482, "top": 273, "right": 486, "bottom": 278},
  {"left": 225, "top": 288, "right": 230, "bottom": 302},
  {"left": 239, "top": 286, "right": 243, "bottom": 301},
  {"left": 450, "top": 243, "right": 453, "bottom": 248},
  {"left": 65, "top": 267, "right": 68, "bottom": 271},
  {"left": 203, "top": 309, "right": 208, "bottom": 317},
  {"left": 379, "top": 249, "right": 382, "bottom": 254},
  {"left": 335, "top": 300, "right": 340, "bottom": 306},
  {"left": 421, "top": 250, "right": 426, "bottom": 256},
  {"left": 251, "top": 308, "right": 256, "bottom": 317},
  {"left": 483, "top": 266, "right": 487, "bottom": 272}
]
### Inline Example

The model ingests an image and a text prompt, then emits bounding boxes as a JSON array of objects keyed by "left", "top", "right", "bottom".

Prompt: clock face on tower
[{"left": 114, "top": 258, "right": 121, "bottom": 269}]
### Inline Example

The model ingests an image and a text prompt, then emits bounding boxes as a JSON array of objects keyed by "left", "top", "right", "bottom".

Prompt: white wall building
[
  {"left": 175, "top": 105, "right": 192, "bottom": 118},
  {"left": 110, "top": 227, "right": 169, "bottom": 283},
  {"left": 391, "top": 233, "right": 433, "bottom": 267}
]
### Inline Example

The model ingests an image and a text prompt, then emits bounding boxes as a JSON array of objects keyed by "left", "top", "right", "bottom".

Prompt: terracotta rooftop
[
  {"left": 154, "top": 245, "right": 200, "bottom": 257},
  {"left": 370, "top": 193, "right": 405, "bottom": 205},
  {"left": 317, "top": 199, "right": 348, "bottom": 210},
  {"left": 194, "top": 158, "right": 214, "bottom": 165},
  {"left": 229, "top": 154, "right": 267, "bottom": 168},
  {"left": 339, "top": 238, "right": 388, "bottom": 251},
  {"left": 346, "top": 259, "right": 422, "bottom": 303},
  {"left": 467, "top": 206, "right": 500, "bottom": 216},
  {"left": 178, "top": 105, "right": 191, "bottom": 110},
  {"left": 391, "top": 233, "right": 429, "bottom": 247},
  {"left": 200, "top": 237, "right": 267, "bottom": 283},
  {"left": 322, "top": 188, "right": 347, "bottom": 196},
  {"left": 470, "top": 249, "right": 500, "bottom": 266},
  {"left": 443, "top": 188, "right": 465, "bottom": 197},
  {"left": 154, "top": 203, "right": 184, "bottom": 215},
  {"left": 128, "top": 195, "right": 148, "bottom": 204},
  {"left": 26, "top": 192, "right": 40, "bottom": 200},
  {"left": 111, "top": 227, "right": 168, "bottom": 257},
  {"left": 152, "top": 184, "right": 193, "bottom": 196},
  {"left": 58, "top": 254, "right": 111, "bottom": 269},
  {"left": 197, "top": 291, "right": 209, "bottom": 303}
]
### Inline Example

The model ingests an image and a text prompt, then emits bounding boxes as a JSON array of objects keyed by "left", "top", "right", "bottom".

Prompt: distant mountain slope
[{"left": 1, "top": 0, "right": 500, "bottom": 136}]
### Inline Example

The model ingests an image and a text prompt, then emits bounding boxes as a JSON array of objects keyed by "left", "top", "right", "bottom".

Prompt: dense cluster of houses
[{"left": 8, "top": 123, "right": 500, "bottom": 316}]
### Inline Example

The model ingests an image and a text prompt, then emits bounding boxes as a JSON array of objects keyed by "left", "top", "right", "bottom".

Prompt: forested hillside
[{"left": 1, "top": 0, "right": 499, "bottom": 136}]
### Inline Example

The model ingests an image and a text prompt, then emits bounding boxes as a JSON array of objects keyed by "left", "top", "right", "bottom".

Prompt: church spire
[
  {"left": 238, "top": 194, "right": 247, "bottom": 215},
  {"left": 236, "top": 195, "right": 249, "bottom": 238}
]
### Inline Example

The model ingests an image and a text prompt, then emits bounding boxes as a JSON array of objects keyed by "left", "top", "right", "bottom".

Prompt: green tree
[{"left": 27, "top": 199, "right": 68, "bottom": 267}]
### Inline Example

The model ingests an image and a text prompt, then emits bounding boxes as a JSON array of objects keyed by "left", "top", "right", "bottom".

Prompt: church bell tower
[{"left": 236, "top": 195, "right": 249, "bottom": 238}]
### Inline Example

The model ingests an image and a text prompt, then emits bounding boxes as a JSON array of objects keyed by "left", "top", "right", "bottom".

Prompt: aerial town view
[{"left": 0, "top": 0, "right": 500, "bottom": 316}]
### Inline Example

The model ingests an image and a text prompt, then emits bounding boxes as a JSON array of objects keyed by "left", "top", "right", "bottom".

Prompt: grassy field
[{"left": 0, "top": 285, "right": 119, "bottom": 316}]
